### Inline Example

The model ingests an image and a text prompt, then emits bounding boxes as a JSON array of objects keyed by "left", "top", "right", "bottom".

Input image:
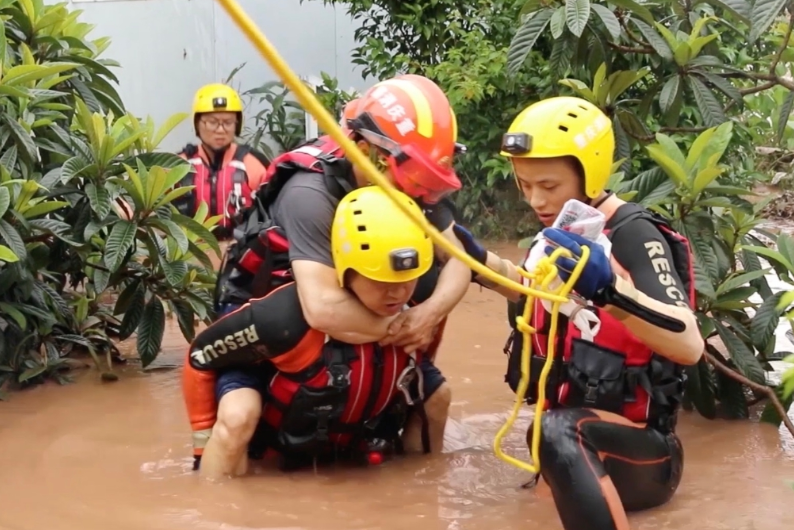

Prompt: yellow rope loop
[
  {"left": 514, "top": 316, "right": 536, "bottom": 335},
  {"left": 493, "top": 246, "right": 591, "bottom": 475},
  {"left": 210, "top": 0, "right": 595, "bottom": 478}
]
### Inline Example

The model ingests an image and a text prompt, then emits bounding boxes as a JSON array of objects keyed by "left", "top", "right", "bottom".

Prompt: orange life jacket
[
  {"left": 503, "top": 203, "right": 695, "bottom": 430},
  {"left": 179, "top": 143, "right": 258, "bottom": 230}
]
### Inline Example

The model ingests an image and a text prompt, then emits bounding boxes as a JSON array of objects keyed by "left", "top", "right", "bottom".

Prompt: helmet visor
[{"left": 358, "top": 129, "right": 461, "bottom": 204}]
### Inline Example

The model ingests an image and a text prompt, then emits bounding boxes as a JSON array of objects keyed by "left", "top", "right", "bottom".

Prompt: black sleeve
[
  {"left": 421, "top": 197, "right": 455, "bottom": 232},
  {"left": 188, "top": 283, "right": 311, "bottom": 370},
  {"left": 608, "top": 219, "right": 691, "bottom": 308}
]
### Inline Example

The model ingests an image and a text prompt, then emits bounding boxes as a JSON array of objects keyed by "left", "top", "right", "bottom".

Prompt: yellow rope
[{"left": 212, "top": 0, "right": 592, "bottom": 475}]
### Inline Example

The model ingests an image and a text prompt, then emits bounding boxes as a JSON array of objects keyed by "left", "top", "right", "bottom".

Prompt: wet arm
[
  {"left": 292, "top": 260, "right": 397, "bottom": 343},
  {"left": 603, "top": 220, "right": 703, "bottom": 366},
  {"left": 475, "top": 251, "right": 525, "bottom": 303},
  {"left": 424, "top": 223, "right": 475, "bottom": 317}
]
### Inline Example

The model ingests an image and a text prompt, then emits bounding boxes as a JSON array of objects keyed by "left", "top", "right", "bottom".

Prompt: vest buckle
[
  {"left": 327, "top": 364, "right": 351, "bottom": 388},
  {"left": 584, "top": 380, "right": 599, "bottom": 405}
]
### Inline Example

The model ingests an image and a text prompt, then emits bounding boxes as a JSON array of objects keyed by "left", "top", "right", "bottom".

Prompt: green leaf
[
  {"left": 0, "top": 301, "right": 26, "bottom": 328},
  {"left": 565, "top": 0, "right": 591, "bottom": 37},
  {"left": 606, "top": 0, "right": 654, "bottom": 24},
  {"left": 688, "top": 76, "right": 726, "bottom": 127},
  {"left": 659, "top": 76, "right": 681, "bottom": 114},
  {"left": 104, "top": 220, "right": 137, "bottom": 272},
  {"left": 85, "top": 183, "right": 112, "bottom": 219},
  {"left": 162, "top": 259, "right": 188, "bottom": 286},
  {"left": 171, "top": 213, "right": 221, "bottom": 257},
  {"left": 632, "top": 19, "right": 673, "bottom": 60},
  {"left": 1, "top": 114, "right": 37, "bottom": 163},
  {"left": 150, "top": 218, "right": 189, "bottom": 254},
  {"left": 21, "top": 200, "right": 69, "bottom": 219},
  {"left": 654, "top": 133, "right": 686, "bottom": 169},
  {"left": 0, "top": 244, "right": 18, "bottom": 263},
  {"left": 508, "top": 9, "right": 555, "bottom": 75},
  {"left": 119, "top": 282, "right": 146, "bottom": 340},
  {"left": 699, "top": 121, "right": 733, "bottom": 173},
  {"left": 686, "top": 223, "right": 719, "bottom": 279},
  {"left": 590, "top": 4, "right": 620, "bottom": 40},
  {"left": 749, "top": 0, "right": 788, "bottom": 43},
  {"left": 1, "top": 63, "right": 80, "bottom": 86},
  {"left": 60, "top": 157, "right": 91, "bottom": 183},
  {"left": 714, "top": 321, "right": 766, "bottom": 385},
  {"left": 751, "top": 292, "right": 785, "bottom": 348},
  {"left": 170, "top": 299, "right": 197, "bottom": 343},
  {"left": 692, "top": 166, "right": 724, "bottom": 195},
  {"left": 673, "top": 42, "right": 692, "bottom": 66},
  {"left": 0, "top": 16, "right": 5, "bottom": 73},
  {"left": 740, "top": 245, "right": 794, "bottom": 272},
  {"left": 93, "top": 263, "right": 110, "bottom": 295},
  {"left": 520, "top": 0, "right": 544, "bottom": 16},
  {"left": 696, "top": 72, "right": 743, "bottom": 107},
  {"left": 684, "top": 357, "right": 717, "bottom": 419},
  {"left": 137, "top": 295, "right": 165, "bottom": 368},
  {"left": 0, "top": 145, "right": 17, "bottom": 175},
  {"left": 0, "top": 219, "right": 26, "bottom": 261},
  {"left": 715, "top": 268, "right": 770, "bottom": 296},
  {"left": 645, "top": 145, "right": 688, "bottom": 188},
  {"left": 707, "top": 0, "right": 750, "bottom": 21},
  {"left": 549, "top": 31, "right": 575, "bottom": 79},
  {"left": 29, "top": 219, "right": 74, "bottom": 243},
  {"left": 0, "top": 187, "right": 9, "bottom": 218},
  {"left": 776, "top": 90, "right": 794, "bottom": 146},
  {"left": 550, "top": 7, "right": 566, "bottom": 39}
]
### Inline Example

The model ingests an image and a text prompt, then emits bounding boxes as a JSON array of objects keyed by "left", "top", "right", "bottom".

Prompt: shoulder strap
[
  {"left": 318, "top": 158, "right": 354, "bottom": 200},
  {"left": 232, "top": 144, "right": 250, "bottom": 162},
  {"left": 605, "top": 203, "right": 649, "bottom": 239}
]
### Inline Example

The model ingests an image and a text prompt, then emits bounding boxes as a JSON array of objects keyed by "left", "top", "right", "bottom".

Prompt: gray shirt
[{"left": 269, "top": 170, "right": 456, "bottom": 267}]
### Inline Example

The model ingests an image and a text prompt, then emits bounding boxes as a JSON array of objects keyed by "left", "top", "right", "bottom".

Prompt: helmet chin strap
[{"left": 589, "top": 191, "right": 613, "bottom": 209}]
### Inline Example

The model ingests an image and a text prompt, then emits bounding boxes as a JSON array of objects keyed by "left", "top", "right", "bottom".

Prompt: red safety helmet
[{"left": 347, "top": 74, "right": 462, "bottom": 204}]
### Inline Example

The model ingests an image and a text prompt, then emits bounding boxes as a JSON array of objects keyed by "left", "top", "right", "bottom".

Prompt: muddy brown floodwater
[{"left": 1, "top": 242, "right": 793, "bottom": 530}]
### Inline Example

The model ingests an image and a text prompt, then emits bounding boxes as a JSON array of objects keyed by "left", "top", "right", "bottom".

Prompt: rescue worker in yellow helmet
[
  {"left": 173, "top": 83, "right": 270, "bottom": 237},
  {"left": 449, "top": 96, "right": 703, "bottom": 530},
  {"left": 183, "top": 186, "right": 451, "bottom": 478}
]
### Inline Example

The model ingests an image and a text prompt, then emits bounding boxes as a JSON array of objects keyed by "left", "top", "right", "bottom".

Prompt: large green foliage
[
  {"left": 305, "top": 0, "right": 547, "bottom": 237},
  {"left": 0, "top": 0, "right": 220, "bottom": 392}
]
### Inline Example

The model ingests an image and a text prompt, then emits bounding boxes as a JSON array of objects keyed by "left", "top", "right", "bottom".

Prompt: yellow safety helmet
[
  {"left": 332, "top": 186, "right": 433, "bottom": 286},
  {"left": 192, "top": 83, "right": 244, "bottom": 136},
  {"left": 500, "top": 97, "right": 615, "bottom": 199}
]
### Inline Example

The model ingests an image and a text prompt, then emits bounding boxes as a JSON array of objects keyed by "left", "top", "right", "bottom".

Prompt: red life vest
[
  {"left": 180, "top": 144, "right": 256, "bottom": 230},
  {"left": 260, "top": 338, "right": 415, "bottom": 457},
  {"left": 503, "top": 203, "right": 695, "bottom": 429},
  {"left": 214, "top": 136, "right": 354, "bottom": 307}
]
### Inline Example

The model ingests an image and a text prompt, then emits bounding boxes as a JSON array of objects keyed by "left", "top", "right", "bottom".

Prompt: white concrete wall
[{"left": 66, "top": 0, "right": 368, "bottom": 151}]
